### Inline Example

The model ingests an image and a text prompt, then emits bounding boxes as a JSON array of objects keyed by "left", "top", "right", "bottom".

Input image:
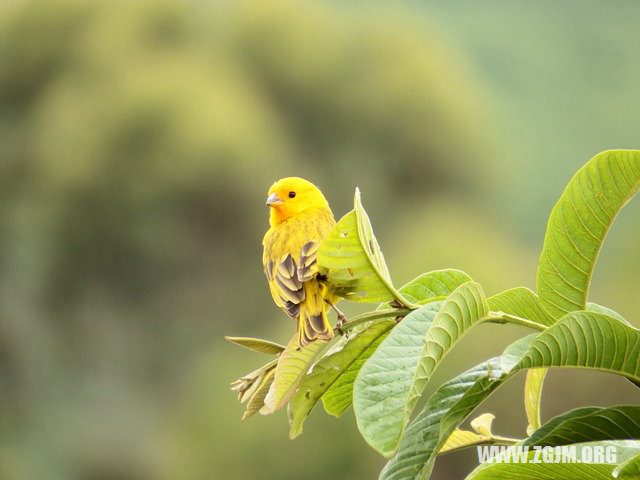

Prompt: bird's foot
[
  {"left": 328, "top": 302, "right": 348, "bottom": 337},
  {"left": 336, "top": 312, "right": 349, "bottom": 337}
]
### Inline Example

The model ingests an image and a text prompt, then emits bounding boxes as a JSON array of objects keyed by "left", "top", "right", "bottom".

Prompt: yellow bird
[{"left": 262, "top": 177, "right": 343, "bottom": 346}]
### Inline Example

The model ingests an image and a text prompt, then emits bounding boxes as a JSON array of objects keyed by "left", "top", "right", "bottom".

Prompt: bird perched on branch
[{"left": 262, "top": 177, "right": 343, "bottom": 346}]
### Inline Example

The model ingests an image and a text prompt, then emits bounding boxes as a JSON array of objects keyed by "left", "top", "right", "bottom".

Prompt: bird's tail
[
  {"left": 298, "top": 309, "right": 334, "bottom": 346},
  {"left": 297, "top": 286, "right": 334, "bottom": 346}
]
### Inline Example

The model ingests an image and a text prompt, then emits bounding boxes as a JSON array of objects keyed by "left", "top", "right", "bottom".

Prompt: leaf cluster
[{"left": 229, "top": 150, "right": 640, "bottom": 479}]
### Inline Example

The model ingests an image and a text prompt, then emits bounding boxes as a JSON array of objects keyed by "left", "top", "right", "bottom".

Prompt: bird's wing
[
  {"left": 262, "top": 208, "right": 335, "bottom": 321},
  {"left": 296, "top": 209, "right": 336, "bottom": 283},
  {"left": 264, "top": 252, "right": 305, "bottom": 319},
  {"left": 297, "top": 240, "right": 320, "bottom": 283}
]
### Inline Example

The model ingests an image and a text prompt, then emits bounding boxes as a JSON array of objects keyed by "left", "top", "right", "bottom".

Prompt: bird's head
[{"left": 266, "top": 177, "right": 330, "bottom": 226}]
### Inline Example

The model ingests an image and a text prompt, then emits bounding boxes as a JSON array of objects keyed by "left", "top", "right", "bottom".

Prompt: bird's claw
[{"left": 336, "top": 313, "right": 348, "bottom": 337}]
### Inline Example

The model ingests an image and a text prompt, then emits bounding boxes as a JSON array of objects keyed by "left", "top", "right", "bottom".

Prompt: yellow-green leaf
[
  {"left": 524, "top": 368, "right": 546, "bottom": 435},
  {"left": 438, "top": 429, "right": 489, "bottom": 455},
  {"left": 318, "top": 188, "right": 412, "bottom": 307},
  {"left": 260, "top": 334, "right": 328, "bottom": 414},
  {"left": 242, "top": 368, "right": 275, "bottom": 421},
  {"left": 225, "top": 336, "right": 286, "bottom": 355},
  {"left": 470, "top": 413, "right": 495, "bottom": 438},
  {"left": 288, "top": 320, "right": 395, "bottom": 438}
]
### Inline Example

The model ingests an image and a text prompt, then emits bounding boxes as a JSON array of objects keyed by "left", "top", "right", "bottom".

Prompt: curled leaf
[
  {"left": 470, "top": 413, "right": 495, "bottom": 437},
  {"left": 230, "top": 358, "right": 278, "bottom": 420},
  {"left": 318, "top": 188, "right": 412, "bottom": 307}
]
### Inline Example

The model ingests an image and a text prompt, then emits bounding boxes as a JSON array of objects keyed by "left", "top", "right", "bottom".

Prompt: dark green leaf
[
  {"left": 322, "top": 324, "right": 393, "bottom": 417},
  {"left": 382, "top": 311, "right": 640, "bottom": 480},
  {"left": 465, "top": 441, "right": 640, "bottom": 480},
  {"left": 354, "top": 301, "right": 444, "bottom": 456},
  {"left": 523, "top": 405, "right": 640, "bottom": 447},
  {"left": 356, "top": 282, "right": 490, "bottom": 457},
  {"left": 288, "top": 320, "right": 395, "bottom": 438}
]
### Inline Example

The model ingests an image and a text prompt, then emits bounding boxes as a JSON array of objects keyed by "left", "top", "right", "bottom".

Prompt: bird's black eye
[{"left": 288, "top": 191, "right": 296, "bottom": 198}]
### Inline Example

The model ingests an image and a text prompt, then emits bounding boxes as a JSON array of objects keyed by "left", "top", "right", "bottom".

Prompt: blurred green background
[{"left": 1, "top": 0, "right": 639, "bottom": 479}]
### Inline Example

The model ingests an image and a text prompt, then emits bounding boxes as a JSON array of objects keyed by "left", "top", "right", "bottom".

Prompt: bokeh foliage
[
  {"left": 1, "top": 1, "right": 639, "bottom": 479},
  {"left": 0, "top": 1, "right": 493, "bottom": 479}
]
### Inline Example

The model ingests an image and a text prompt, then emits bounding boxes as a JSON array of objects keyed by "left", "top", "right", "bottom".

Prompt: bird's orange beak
[{"left": 266, "top": 192, "right": 283, "bottom": 206}]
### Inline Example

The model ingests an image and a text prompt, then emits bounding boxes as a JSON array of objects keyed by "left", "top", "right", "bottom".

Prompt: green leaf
[
  {"left": 537, "top": 150, "right": 640, "bottom": 319},
  {"left": 487, "top": 287, "right": 555, "bottom": 327},
  {"left": 585, "top": 305, "right": 638, "bottom": 388},
  {"left": 322, "top": 324, "right": 393, "bottom": 418},
  {"left": 356, "top": 282, "right": 490, "bottom": 457},
  {"left": 318, "top": 188, "right": 412, "bottom": 306},
  {"left": 517, "top": 312, "right": 640, "bottom": 380},
  {"left": 288, "top": 319, "right": 395, "bottom": 438},
  {"left": 224, "top": 336, "right": 286, "bottom": 355},
  {"left": 465, "top": 441, "right": 640, "bottom": 480},
  {"left": 320, "top": 270, "right": 474, "bottom": 418},
  {"left": 381, "top": 311, "right": 640, "bottom": 480},
  {"left": 523, "top": 405, "right": 640, "bottom": 447},
  {"left": 353, "top": 301, "right": 444, "bottom": 457},
  {"left": 613, "top": 451, "right": 640, "bottom": 478},
  {"left": 524, "top": 368, "right": 546, "bottom": 436},
  {"left": 587, "top": 302, "right": 630, "bottom": 325},
  {"left": 407, "top": 282, "right": 489, "bottom": 415},
  {"left": 486, "top": 289, "right": 551, "bottom": 436},
  {"left": 398, "top": 269, "right": 473, "bottom": 305},
  {"left": 260, "top": 334, "right": 328, "bottom": 414},
  {"left": 380, "top": 336, "right": 535, "bottom": 480}
]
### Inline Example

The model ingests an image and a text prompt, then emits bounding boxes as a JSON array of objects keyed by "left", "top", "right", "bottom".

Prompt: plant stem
[
  {"left": 337, "top": 308, "right": 414, "bottom": 332},
  {"left": 336, "top": 309, "right": 547, "bottom": 335},
  {"left": 484, "top": 311, "right": 547, "bottom": 331},
  {"left": 490, "top": 435, "right": 522, "bottom": 445},
  {"left": 438, "top": 435, "right": 522, "bottom": 455}
]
